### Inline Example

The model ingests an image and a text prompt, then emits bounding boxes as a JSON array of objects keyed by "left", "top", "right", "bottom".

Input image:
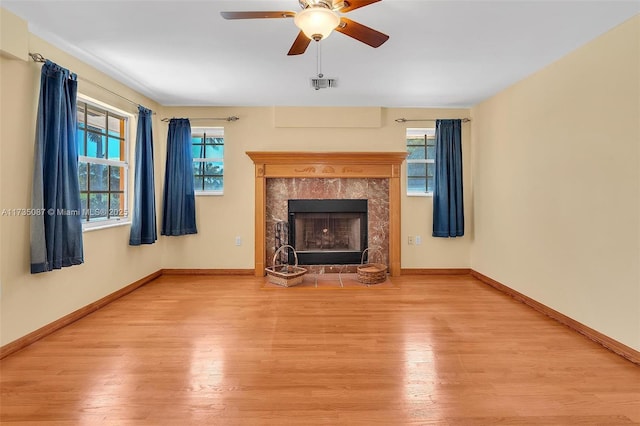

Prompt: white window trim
[
  {"left": 407, "top": 191, "right": 433, "bottom": 198},
  {"left": 82, "top": 218, "right": 131, "bottom": 232},
  {"left": 77, "top": 94, "right": 133, "bottom": 231},
  {"left": 195, "top": 191, "right": 224, "bottom": 196}
]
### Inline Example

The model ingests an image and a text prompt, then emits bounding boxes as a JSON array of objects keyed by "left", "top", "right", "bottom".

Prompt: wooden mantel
[{"left": 246, "top": 152, "right": 407, "bottom": 277}]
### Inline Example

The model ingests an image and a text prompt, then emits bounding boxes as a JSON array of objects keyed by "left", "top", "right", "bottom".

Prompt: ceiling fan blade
[
  {"left": 288, "top": 31, "right": 312, "bottom": 56},
  {"left": 335, "top": 17, "right": 389, "bottom": 48},
  {"left": 220, "top": 11, "right": 296, "bottom": 20},
  {"left": 339, "top": 0, "right": 382, "bottom": 13}
]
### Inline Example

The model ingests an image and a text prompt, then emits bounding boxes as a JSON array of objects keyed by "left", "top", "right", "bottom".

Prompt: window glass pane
[
  {"left": 427, "top": 163, "right": 435, "bottom": 178},
  {"left": 205, "top": 144, "right": 224, "bottom": 158},
  {"left": 77, "top": 129, "right": 86, "bottom": 156},
  {"left": 204, "top": 176, "right": 223, "bottom": 191},
  {"left": 107, "top": 137, "right": 121, "bottom": 160},
  {"left": 192, "top": 145, "right": 205, "bottom": 159},
  {"left": 80, "top": 193, "right": 88, "bottom": 214},
  {"left": 86, "top": 106, "right": 106, "bottom": 132},
  {"left": 78, "top": 162, "right": 88, "bottom": 191},
  {"left": 193, "top": 161, "right": 203, "bottom": 176},
  {"left": 107, "top": 115, "right": 123, "bottom": 138},
  {"left": 427, "top": 177, "right": 435, "bottom": 194},
  {"left": 194, "top": 176, "right": 204, "bottom": 191},
  {"left": 407, "top": 146, "right": 426, "bottom": 160},
  {"left": 89, "top": 163, "right": 108, "bottom": 191},
  {"left": 86, "top": 132, "right": 106, "bottom": 158},
  {"left": 89, "top": 193, "right": 108, "bottom": 220},
  {"left": 407, "top": 163, "right": 426, "bottom": 177},
  {"left": 427, "top": 145, "right": 436, "bottom": 160},
  {"left": 408, "top": 178, "right": 427, "bottom": 193},
  {"left": 192, "top": 136, "right": 203, "bottom": 144},
  {"left": 203, "top": 161, "right": 223, "bottom": 177},
  {"left": 109, "top": 166, "right": 123, "bottom": 191},
  {"left": 109, "top": 193, "right": 124, "bottom": 217}
]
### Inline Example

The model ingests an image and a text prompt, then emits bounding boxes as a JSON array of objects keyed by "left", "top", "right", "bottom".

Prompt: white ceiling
[{"left": 3, "top": 0, "right": 639, "bottom": 108}]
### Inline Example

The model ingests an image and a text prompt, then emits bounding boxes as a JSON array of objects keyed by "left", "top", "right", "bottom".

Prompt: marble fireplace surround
[{"left": 246, "top": 152, "right": 406, "bottom": 277}]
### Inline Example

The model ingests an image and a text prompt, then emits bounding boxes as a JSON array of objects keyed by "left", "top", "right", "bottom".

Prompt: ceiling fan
[{"left": 221, "top": 0, "right": 389, "bottom": 56}]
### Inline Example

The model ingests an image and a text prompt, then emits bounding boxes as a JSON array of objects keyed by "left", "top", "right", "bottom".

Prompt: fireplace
[
  {"left": 246, "top": 151, "right": 406, "bottom": 277},
  {"left": 288, "top": 199, "right": 367, "bottom": 265}
]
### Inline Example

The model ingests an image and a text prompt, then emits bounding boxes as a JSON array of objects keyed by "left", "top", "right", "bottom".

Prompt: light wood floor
[{"left": 1, "top": 274, "right": 638, "bottom": 425}]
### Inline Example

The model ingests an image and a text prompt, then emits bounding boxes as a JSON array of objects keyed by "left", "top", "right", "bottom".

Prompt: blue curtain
[
  {"left": 161, "top": 118, "right": 197, "bottom": 236},
  {"left": 433, "top": 119, "right": 464, "bottom": 238},
  {"left": 129, "top": 106, "right": 157, "bottom": 245},
  {"left": 30, "top": 60, "right": 84, "bottom": 273}
]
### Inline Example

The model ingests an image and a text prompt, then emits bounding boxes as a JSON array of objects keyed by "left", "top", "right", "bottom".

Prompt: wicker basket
[
  {"left": 357, "top": 247, "right": 388, "bottom": 284},
  {"left": 265, "top": 245, "right": 307, "bottom": 287}
]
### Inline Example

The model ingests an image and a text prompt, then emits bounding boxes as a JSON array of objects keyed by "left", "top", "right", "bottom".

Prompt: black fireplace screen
[
  {"left": 294, "top": 213, "right": 362, "bottom": 252},
  {"left": 288, "top": 199, "right": 367, "bottom": 265}
]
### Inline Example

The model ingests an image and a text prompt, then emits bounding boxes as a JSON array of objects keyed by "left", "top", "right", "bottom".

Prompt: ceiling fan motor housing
[{"left": 299, "top": 0, "right": 336, "bottom": 10}]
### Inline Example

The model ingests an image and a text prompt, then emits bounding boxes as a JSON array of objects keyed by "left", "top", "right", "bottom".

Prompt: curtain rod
[
  {"left": 395, "top": 118, "right": 471, "bottom": 123},
  {"left": 160, "top": 117, "right": 240, "bottom": 123},
  {"left": 29, "top": 52, "right": 152, "bottom": 113}
]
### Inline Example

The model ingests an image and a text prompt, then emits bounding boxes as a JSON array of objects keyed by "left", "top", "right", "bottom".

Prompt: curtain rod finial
[
  {"left": 395, "top": 118, "right": 407, "bottom": 123},
  {"left": 29, "top": 52, "right": 46, "bottom": 63}
]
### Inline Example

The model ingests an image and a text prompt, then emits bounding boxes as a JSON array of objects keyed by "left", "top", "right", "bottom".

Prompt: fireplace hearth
[{"left": 288, "top": 199, "right": 367, "bottom": 265}]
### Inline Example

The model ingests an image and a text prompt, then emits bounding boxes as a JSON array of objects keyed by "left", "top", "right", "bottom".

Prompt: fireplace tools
[{"left": 274, "top": 221, "right": 289, "bottom": 265}]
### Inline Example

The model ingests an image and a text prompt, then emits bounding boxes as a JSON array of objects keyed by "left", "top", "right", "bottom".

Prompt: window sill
[
  {"left": 195, "top": 191, "right": 223, "bottom": 196},
  {"left": 407, "top": 192, "right": 433, "bottom": 197},
  {"left": 83, "top": 219, "right": 131, "bottom": 233}
]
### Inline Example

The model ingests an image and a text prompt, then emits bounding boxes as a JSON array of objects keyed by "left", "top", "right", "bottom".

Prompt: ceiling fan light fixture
[{"left": 294, "top": 7, "right": 340, "bottom": 41}]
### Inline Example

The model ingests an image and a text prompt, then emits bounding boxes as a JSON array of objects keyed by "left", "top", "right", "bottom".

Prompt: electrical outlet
[
  {"left": 408, "top": 236, "right": 414, "bottom": 245},
  {"left": 415, "top": 236, "right": 422, "bottom": 245},
  {"left": 235, "top": 236, "right": 242, "bottom": 246}
]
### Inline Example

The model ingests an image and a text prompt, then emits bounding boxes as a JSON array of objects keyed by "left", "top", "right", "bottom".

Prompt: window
[
  {"left": 406, "top": 128, "right": 435, "bottom": 195},
  {"left": 192, "top": 127, "right": 224, "bottom": 194},
  {"left": 76, "top": 98, "right": 129, "bottom": 227}
]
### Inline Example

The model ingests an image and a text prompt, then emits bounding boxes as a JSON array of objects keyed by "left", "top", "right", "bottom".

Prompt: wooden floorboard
[{"left": 1, "top": 274, "right": 638, "bottom": 425}]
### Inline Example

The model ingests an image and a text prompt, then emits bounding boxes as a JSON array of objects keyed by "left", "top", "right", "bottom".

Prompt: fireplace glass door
[
  {"left": 288, "top": 199, "right": 367, "bottom": 265},
  {"left": 294, "top": 213, "right": 362, "bottom": 252}
]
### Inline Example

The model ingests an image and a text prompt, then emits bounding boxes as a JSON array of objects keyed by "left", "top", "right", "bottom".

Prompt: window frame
[
  {"left": 191, "top": 127, "right": 224, "bottom": 196},
  {"left": 76, "top": 95, "right": 132, "bottom": 231},
  {"left": 406, "top": 127, "right": 436, "bottom": 196}
]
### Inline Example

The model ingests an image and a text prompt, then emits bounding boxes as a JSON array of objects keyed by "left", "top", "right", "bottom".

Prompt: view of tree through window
[
  {"left": 77, "top": 100, "right": 128, "bottom": 224},
  {"left": 406, "top": 128, "right": 436, "bottom": 194},
  {"left": 192, "top": 128, "right": 224, "bottom": 193}
]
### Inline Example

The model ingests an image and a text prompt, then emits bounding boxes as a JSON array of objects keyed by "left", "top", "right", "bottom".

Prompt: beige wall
[
  {"left": 159, "top": 106, "right": 472, "bottom": 270},
  {"left": 0, "top": 17, "right": 164, "bottom": 345},
  {"left": 470, "top": 16, "right": 640, "bottom": 350}
]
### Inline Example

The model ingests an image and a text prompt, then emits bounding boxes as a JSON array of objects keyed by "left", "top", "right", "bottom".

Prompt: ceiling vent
[{"left": 311, "top": 77, "right": 337, "bottom": 90}]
